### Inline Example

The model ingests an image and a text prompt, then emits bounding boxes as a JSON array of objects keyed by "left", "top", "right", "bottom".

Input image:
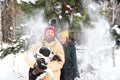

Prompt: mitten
[{"left": 52, "top": 55, "right": 62, "bottom": 61}]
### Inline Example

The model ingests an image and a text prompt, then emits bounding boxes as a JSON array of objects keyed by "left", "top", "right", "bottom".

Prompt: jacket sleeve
[
  {"left": 71, "top": 43, "right": 77, "bottom": 67},
  {"left": 70, "top": 43, "right": 80, "bottom": 78},
  {"left": 25, "top": 42, "right": 42, "bottom": 68},
  {"left": 47, "top": 43, "right": 65, "bottom": 71}
]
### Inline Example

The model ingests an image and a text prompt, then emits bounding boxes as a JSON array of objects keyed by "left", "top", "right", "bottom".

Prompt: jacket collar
[{"left": 42, "top": 39, "right": 58, "bottom": 47}]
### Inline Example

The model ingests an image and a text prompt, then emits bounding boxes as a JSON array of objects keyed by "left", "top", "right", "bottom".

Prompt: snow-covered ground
[
  {"left": 76, "top": 46, "right": 120, "bottom": 80},
  {"left": 0, "top": 53, "right": 29, "bottom": 80}
]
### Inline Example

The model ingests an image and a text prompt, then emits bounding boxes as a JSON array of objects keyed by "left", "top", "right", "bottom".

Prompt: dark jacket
[{"left": 60, "top": 41, "right": 80, "bottom": 80}]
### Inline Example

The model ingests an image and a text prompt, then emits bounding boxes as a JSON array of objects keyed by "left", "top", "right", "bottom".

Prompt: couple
[{"left": 25, "top": 26, "right": 80, "bottom": 80}]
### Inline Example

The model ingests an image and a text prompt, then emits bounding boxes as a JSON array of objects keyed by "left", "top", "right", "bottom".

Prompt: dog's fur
[{"left": 29, "top": 46, "right": 62, "bottom": 80}]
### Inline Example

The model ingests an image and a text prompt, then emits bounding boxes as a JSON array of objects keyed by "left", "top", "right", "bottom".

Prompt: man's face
[{"left": 45, "top": 30, "right": 55, "bottom": 38}]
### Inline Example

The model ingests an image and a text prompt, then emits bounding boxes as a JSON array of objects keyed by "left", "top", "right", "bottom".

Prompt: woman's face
[{"left": 59, "top": 35, "right": 67, "bottom": 45}]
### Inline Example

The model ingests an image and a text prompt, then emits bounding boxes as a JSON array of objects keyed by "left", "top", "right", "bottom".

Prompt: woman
[
  {"left": 59, "top": 30, "right": 80, "bottom": 80},
  {"left": 25, "top": 26, "right": 65, "bottom": 80}
]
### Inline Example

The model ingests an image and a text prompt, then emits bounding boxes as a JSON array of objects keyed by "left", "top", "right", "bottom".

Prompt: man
[{"left": 25, "top": 26, "right": 65, "bottom": 80}]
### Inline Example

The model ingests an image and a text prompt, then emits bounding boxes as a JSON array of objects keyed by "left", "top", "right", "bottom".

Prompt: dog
[{"left": 29, "top": 46, "right": 62, "bottom": 80}]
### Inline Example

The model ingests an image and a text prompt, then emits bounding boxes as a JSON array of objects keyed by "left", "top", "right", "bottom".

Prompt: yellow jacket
[{"left": 25, "top": 39, "right": 65, "bottom": 80}]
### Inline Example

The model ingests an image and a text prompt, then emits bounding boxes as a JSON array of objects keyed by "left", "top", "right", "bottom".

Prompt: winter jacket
[
  {"left": 60, "top": 41, "right": 80, "bottom": 80},
  {"left": 25, "top": 39, "right": 65, "bottom": 80}
]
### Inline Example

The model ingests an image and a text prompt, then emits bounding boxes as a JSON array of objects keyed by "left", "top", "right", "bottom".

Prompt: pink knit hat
[{"left": 44, "top": 26, "right": 56, "bottom": 34}]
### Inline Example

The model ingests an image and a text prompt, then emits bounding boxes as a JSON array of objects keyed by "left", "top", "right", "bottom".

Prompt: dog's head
[{"left": 39, "top": 46, "right": 53, "bottom": 57}]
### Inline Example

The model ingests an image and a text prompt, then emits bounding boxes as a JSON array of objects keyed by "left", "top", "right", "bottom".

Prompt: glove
[
  {"left": 52, "top": 55, "right": 62, "bottom": 61},
  {"left": 32, "top": 58, "right": 47, "bottom": 75},
  {"left": 32, "top": 64, "right": 45, "bottom": 75}
]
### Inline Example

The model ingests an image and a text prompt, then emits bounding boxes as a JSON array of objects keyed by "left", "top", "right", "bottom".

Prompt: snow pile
[{"left": 0, "top": 53, "right": 29, "bottom": 80}]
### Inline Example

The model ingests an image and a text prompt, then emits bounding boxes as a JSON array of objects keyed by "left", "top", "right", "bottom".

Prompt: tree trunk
[
  {"left": 0, "top": 1, "right": 2, "bottom": 43},
  {"left": 1, "top": 0, "right": 17, "bottom": 42},
  {"left": 115, "top": 3, "right": 120, "bottom": 25}
]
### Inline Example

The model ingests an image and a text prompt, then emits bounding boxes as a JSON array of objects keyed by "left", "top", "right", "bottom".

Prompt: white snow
[
  {"left": 0, "top": 53, "right": 29, "bottom": 80},
  {"left": 17, "top": 0, "right": 37, "bottom": 4},
  {"left": 0, "top": 10, "right": 48, "bottom": 80},
  {"left": 74, "top": 13, "right": 82, "bottom": 17},
  {"left": 75, "top": 1, "right": 120, "bottom": 80},
  {"left": 59, "top": 15, "right": 62, "bottom": 19},
  {"left": 88, "top": 3, "right": 97, "bottom": 11}
]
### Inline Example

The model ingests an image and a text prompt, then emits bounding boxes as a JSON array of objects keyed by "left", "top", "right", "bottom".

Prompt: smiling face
[
  {"left": 44, "top": 29, "right": 55, "bottom": 42},
  {"left": 45, "top": 29, "right": 55, "bottom": 38},
  {"left": 59, "top": 35, "right": 67, "bottom": 45},
  {"left": 44, "top": 26, "right": 56, "bottom": 42}
]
